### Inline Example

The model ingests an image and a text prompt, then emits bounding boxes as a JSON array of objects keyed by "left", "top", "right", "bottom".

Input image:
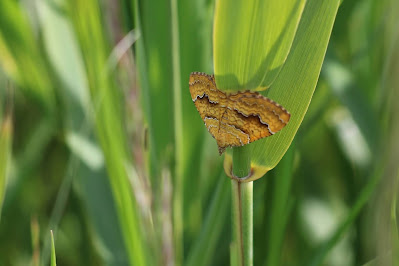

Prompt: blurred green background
[{"left": 0, "top": 0, "right": 399, "bottom": 265}]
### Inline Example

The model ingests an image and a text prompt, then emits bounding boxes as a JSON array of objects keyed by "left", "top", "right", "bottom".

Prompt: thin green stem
[
  {"left": 391, "top": 170, "right": 399, "bottom": 264},
  {"left": 233, "top": 146, "right": 251, "bottom": 178},
  {"left": 50, "top": 230, "right": 56, "bottom": 266},
  {"left": 170, "top": 0, "right": 184, "bottom": 263},
  {"left": 231, "top": 146, "right": 253, "bottom": 266}
]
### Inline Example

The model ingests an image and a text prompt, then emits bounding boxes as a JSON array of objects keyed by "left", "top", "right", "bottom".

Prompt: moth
[{"left": 189, "top": 72, "right": 290, "bottom": 154}]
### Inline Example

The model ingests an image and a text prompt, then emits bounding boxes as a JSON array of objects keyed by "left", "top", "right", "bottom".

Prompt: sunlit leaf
[
  {"left": 214, "top": 0, "right": 306, "bottom": 91},
  {"left": 223, "top": 0, "right": 340, "bottom": 180}
]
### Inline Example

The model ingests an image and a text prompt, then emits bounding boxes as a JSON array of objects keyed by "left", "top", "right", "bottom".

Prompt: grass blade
[
  {"left": 0, "top": 113, "right": 12, "bottom": 220},
  {"left": 265, "top": 143, "right": 295, "bottom": 266},
  {"left": 186, "top": 172, "right": 230, "bottom": 266},
  {"left": 224, "top": 0, "right": 340, "bottom": 181},
  {"left": 68, "top": 1, "right": 148, "bottom": 265},
  {"left": 214, "top": 0, "right": 306, "bottom": 91},
  {"left": 171, "top": 0, "right": 184, "bottom": 262},
  {"left": 134, "top": 0, "right": 174, "bottom": 179},
  {"left": 0, "top": 0, "right": 55, "bottom": 113},
  {"left": 177, "top": 0, "right": 213, "bottom": 246},
  {"left": 50, "top": 230, "right": 56, "bottom": 266},
  {"left": 391, "top": 172, "right": 399, "bottom": 264}
]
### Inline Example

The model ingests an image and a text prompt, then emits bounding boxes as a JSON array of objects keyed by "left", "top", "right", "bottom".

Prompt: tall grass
[{"left": 0, "top": 0, "right": 398, "bottom": 265}]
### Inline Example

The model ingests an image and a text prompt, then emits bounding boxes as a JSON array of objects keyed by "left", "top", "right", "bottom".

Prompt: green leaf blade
[
  {"left": 250, "top": 0, "right": 340, "bottom": 173},
  {"left": 68, "top": 1, "right": 149, "bottom": 265},
  {"left": 50, "top": 230, "right": 56, "bottom": 266},
  {"left": 214, "top": 0, "right": 306, "bottom": 91}
]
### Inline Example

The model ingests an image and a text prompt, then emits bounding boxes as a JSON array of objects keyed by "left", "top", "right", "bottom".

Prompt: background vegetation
[{"left": 0, "top": 0, "right": 398, "bottom": 265}]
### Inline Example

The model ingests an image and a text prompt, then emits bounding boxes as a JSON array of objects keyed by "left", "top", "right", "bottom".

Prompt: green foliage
[
  {"left": 0, "top": 0, "right": 398, "bottom": 265},
  {"left": 266, "top": 143, "right": 295, "bottom": 266},
  {"left": 0, "top": 114, "right": 12, "bottom": 220},
  {"left": 250, "top": 0, "right": 340, "bottom": 170},
  {"left": 50, "top": 230, "right": 56, "bottom": 266},
  {"left": 214, "top": 0, "right": 306, "bottom": 91},
  {"left": 67, "top": 0, "right": 149, "bottom": 265},
  {"left": 0, "top": 0, "right": 55, "bottom": 113}
]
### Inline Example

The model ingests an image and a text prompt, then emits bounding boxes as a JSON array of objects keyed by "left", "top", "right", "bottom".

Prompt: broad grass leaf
[
  {"left": 214, "top": 0, "right": 306, "bottom": 91},
  {"left": 223, "top": 0, "right": 341, "bottom": 180}
]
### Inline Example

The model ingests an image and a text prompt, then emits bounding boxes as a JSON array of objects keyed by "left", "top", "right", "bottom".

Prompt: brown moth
[{"left": 189, "top": 72, "right": 290, "bottom": 155}]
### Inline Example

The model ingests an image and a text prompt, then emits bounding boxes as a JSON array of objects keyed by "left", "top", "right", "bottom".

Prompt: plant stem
[
  {"left": 231, "top": 146, "right": 253, "bottom": 266},
  {"left": 391, "top": 171, "right": 399, "bottom": 264},
  {"left": 170, "top": 0, "right": 184, "bottom": 263},
  {"left": 50, "top": 230, "right": 56, "bottom": 266}
]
